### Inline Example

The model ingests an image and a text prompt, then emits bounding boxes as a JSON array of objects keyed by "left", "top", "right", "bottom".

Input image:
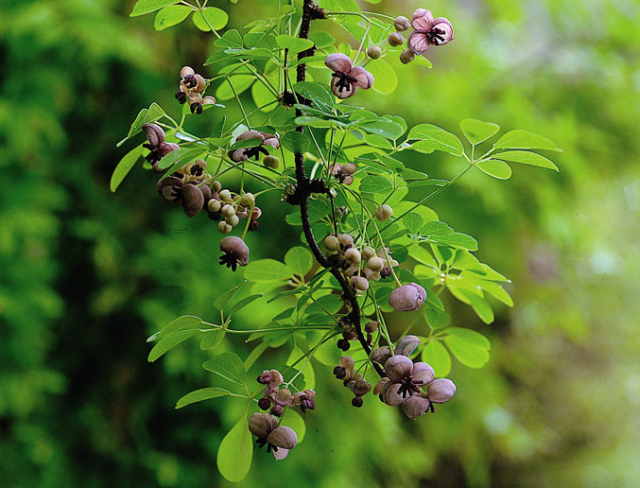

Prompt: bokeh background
[{"left": 1, "top": 0, "right": 639, "bottom": 486}]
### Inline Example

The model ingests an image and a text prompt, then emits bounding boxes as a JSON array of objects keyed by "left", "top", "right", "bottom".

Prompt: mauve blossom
[
  {"left": 142, "top": 123, "right": 180, "bottom": 171},
  {"left": 324, "top": 53, "right": 374, "bottom": 99},
  {"left": 229, "top": 130, "right": 280, "bottom": 163},
  {"left": 389, "top": 283, "right": 426, "bottom": 311},
  {"left": 408, "top": 9, "right": 454, "bottom": 56}
]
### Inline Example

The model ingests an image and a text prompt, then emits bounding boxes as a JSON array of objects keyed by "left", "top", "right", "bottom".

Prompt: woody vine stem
[{"left": 292, "top": 0, "right": 384, "bottom": 377}]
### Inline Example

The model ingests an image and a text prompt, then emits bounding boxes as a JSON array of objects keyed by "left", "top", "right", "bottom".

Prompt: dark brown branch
[{"left": 294, "top": 0, "right": 383, "bottom": 376}]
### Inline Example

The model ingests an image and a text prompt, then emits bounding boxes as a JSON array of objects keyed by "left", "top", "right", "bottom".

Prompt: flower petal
[
  {"left": 330, "top": 76, "right": 355, "bottom": 99},
  {"left": 432, "top": 18, "right": 454, "bottom": 45},
  {"left": 408, "top": 31, "right": 430, "bottom": 55},
  {"left": 411, "top": 9, "right": 434, "bottom": 31},
  {"left": 325, "top": 53, "right": 353, "bottom": 73},
  {"left": 349, "top": 67, "right": 374, "bottom": 90},
  {"left": 273, "top": 448, "right": 289, "bottom": 461}
]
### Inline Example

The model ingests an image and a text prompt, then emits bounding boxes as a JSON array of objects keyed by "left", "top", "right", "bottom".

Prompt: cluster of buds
[
  {"left": 328, "top": 162, "right": 357, "bottom": 185},
  {"left": 249, "top": 413, "right": 297, "bottom": 461},
  {"left": 388, "top": 9, "right": 454, "bottom": 64},
  {"left": 324, "top": 234, "right": 399, "bottom": 295},
  {"left": 256, "top": 369, "right": 316, "bottom": 417},
  {"left": 143, "top": 123, "right": 180, "bottom": 172},
  {"left": 175, "top": 66, "right": 216, "bottom": 114},
  {"left": 229, "top": 130, "right": 280, "bottom": 169},
  {"left": 332, "top": 356, "right": 372, "bottom": 407},
  {"left": 324, "top": 53, "right": 374, "bottom": 100},
  {"left": 372, "top": 336, "right": 456, "bottom": 419},
  {"left": 208, "top": 189, "right": 262, "bottom": 234}
]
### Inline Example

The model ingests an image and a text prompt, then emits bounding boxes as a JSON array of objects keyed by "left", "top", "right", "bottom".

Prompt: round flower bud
[
  {"left": 211, "top": 180, "right": 222, "bottom": 192},
  {"left": 388, "top": 32, "right": 405, "bottom": 47},
  {"left": 402, "top": 395, "right": 431, "bottom": 420},
  {"left": 395, "top": 335, "right": 421, "bottom": 356},
  {"left": 361, "top": 268, "right": 374, "bottom": 281},
  {"left": 219, "top": 189, "right": 232, "bottom": 201},
  {"left": 344, "top": 248, "right": 361, "bottom": 265},
  {"left": 263, "top": 155, "right": 280, "bottom": 169},
  {"left": 371, "top": 346, "right": 391, "bottom": 365},
  {"left": 384, "top": 355, "right": 413, "bottom": 382},
  {"left": 352, "top": 396, "right": 364, "bottom": 408},
  {"left": 337, "top": 234, "right": 354, "bottom": 248},
  {"left": 221, "top": 204, "right": 236, "bottom": 218},
  {"left": 249, "top": 413, "right": 278, "bottom": 438},
  {"left": 270, "top": 405, "right": 284, "bottom": 417},
  {"left": 342, "top": 163, "right": 357, "bottom": 175},
  {"left": 339, "top": 356, "right": 355, "bottom": 371},
  {"left": 266, "top": 426, "right": 297, "bottom": 450},
  {"left": 208, "top": 199, "right": 221, "bottom": 212},
  {"left": 226, "top": 214, "right": 240, "bottom": 227},
  {"left": 400, "top": 49, "right": 416, "bottom": 64},
  {"left": 427, "top": 378, "right": 456, "bottom": 403},
  {"left": 258, "top": 398, "right": 271, "bottom": 410},
  {"left": 333, "top": 365, "right": 347, "bottom": 379},
  {"left": 324, "top": 235, "right": 340, "bottom": 251},
  {"left": 353, "top": 379, "right": 372, "bottom": 397},
  {"left": 389, "top": 283, "right": 427, "bottom": 311},
  {"left": 257, "top": 369, "right": 283, "bottom": 387},
  {"left": 412, "top": 362, "right": 435, "bottom": 385},
  {"left": 251, "top": 206, "right": 262, "bottom": 220},
  {"left": 375, "top": 204, "right": 393, "bottom": 222},
  {"left": 365, "top": 321, "right": 378, "bottom": 333},
  {"left": 182, "top": 184, "right": 204, "bottom": 217},
  {"left": 366, "top": 46, "right": 382, "bottom": 60},
  {"left": 218, "top": 221, "right": 232, "bottom": 234},
  {"left": 394, "top": 15, "right": 411, "bottom": 31},
  {"left": 345, "top": 266, "right": 359, "bottom": 277},
  {"left": 367, "top": 256, "right": 384, "bottom": 272},
  {"left": 362, "top": 247, "right": 376, "bottom": 260},
  {"left": 241, "top": 193, "right": 255, "bottom": 207},
  {"left": 350, "top": 276, "right": 369, "bottom": 293}
]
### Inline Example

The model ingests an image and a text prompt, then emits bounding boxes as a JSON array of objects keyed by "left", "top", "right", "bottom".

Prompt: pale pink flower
[
  {"left": 408, "top": 9, "right": 454, "bottom": 55},
  {"left": 324, "top": 53, "right": 374, "bottom": 99}
]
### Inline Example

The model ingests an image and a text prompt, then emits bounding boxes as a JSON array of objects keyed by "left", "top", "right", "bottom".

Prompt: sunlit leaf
[
  {"left": 285, "top": 247, "right": 313, "bottom": 276},
  {"left": 408, "top": 124, "right": 464, "bottom": 156},
  {"left": 154, "top": 5, "right": 191, "bottom": 30},
  {"left": 203, "top": 352, "right": 247, "bottom": 385},
  {"left": 493, "top": 150, "right": 559, "bottom": 172},
  {"left": 244, "top": 259, "right": 293, "bottom": 281},
  {"left": 494, "top": 129, "right": 561, "bottom": 151},
  {"left": 476, "top": 159, "right": 512, "bottom": 180},
  {"left": 192, "top": 7, "right": 230, "bottom": 31},
  {"left": 422, "top": 340, "right": 451, "bottom": 377},
  {"left": 217, "top": 417, "right": 253, "bottom": 482},
  {"left": 460, "top": 119, "right": 500, "bottom": 145},
  {"left": 443, "top": 328, "right": 491, "bottom": 368},
  {"left": 130, "top": 0, "right": 178, "bottom": 17},
  {"left": 176, "top": 387, "right": 233, "bottom": 409}
]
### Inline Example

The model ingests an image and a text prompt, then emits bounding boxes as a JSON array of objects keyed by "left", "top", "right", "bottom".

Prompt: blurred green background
[{"left": 1, "top": 0, "right": 639, "bottom": 486}]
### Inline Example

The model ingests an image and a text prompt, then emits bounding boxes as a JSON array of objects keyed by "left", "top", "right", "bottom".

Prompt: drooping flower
[
  {"left": 142, "top": 123, "right": 180, "bottom": 171},
  {"left": 248, "top": 413, "right": 297, "bottom": 460},
  {"left": 229, "top": 130, "right": 280, "bottom": 163},
  {"left": 389, "top": 283, "right": 426, "bottom": 311},
  {"left": 408, "top": 9, "right": 454, "bottom": 56},
  {"left": 219, "top": 236, "right": 250, "bottom": 271},
  {"left": 324, "top": 53, "right": 374, "bottom": 99}
]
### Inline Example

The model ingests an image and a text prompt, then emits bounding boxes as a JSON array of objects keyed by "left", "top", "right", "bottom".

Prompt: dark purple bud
[
  {"left": 389, "top": 283, "right": 427, "bottom": 311},
  {"left": 181, "top": 184, "right": 204, "bottom": 218},
  {"left": 258, "top": 398, "right": 271, "bottom": 410},
  {"left": 351, "top": 396, "right": 364, "bottom": 408}
]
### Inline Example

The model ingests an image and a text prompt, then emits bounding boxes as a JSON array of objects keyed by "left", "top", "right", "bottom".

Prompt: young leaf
[
  {"left": 408, "top": 124, "right": 464, "bottom": 156},
  {"left": 148, "top": 329, "right": 200, "bottom": 362},
  {"left": 285, "top": 247, "right": 313, "bottom": 276},
  {"left": 214, "top": 29, "right": 243, "bottom": 49},
  {"left": 175, "top": 387, "right": 233, "bottom": 409},
  {"left": 228, "top": 294, "right": 264, "bottom": 315},
  {"left": 443, "top": 328, "right": 491, "bottom": 368},
  {"left": 494, "top": 129, "right": 561, "bottom": 151},
  {"left": 276, "top": 35, "right": 315, "bottom": 54},
  {"left": 475, "top": 160, "right": 512, "bottom": 180},
  {"left": 244, "top": 259, "right": 293, "bottom": 282},
  {"left": 147, "top": 315, "right": 203, "bottom": 343},
  {"left": 460, "top": 119, "right": 500, "bottom": 145},
  {"left": 493, "top": 150, "right": 559, "bottom": 171},
  {"left": 110, "top": 145, "right": 144, "bottom": 193},
  {"left": 203, "top": 352, "right": 247, "bottom": 385},
  {"left": 214, "top": 280, "right": 247, "bottom": 310},
  {"left": 359, "top": 175, "right": 393, "bottom": 195},
  {"left": 154, "top": 5, "right": 191, "bottom": 30},
  {"left": 130, "top": 0, "right": 178, "bottom": 17},
  {"left": 281, "top": 132, "right": 311, "bottom": 153},
  {"left": 200, "top": 330, "right": 225, "bottom": 350},
  {"left": 422, "top": 340, "right": 452, "bottom": 377},
  {"left": 404, "top": 213, "right": 424, "bottom": 235},
  {"left": 367, "top": 58, "right": 397, "bottom": 95},
  {"left": 192, "top": 7, "right": 229, "bottom": 31},
  {"left": 217, "top": 417, "right": 253, "bottom": 482}
]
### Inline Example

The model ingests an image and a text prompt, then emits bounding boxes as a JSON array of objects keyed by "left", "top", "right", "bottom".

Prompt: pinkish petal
[
  {"left": 432, "top": 18, "right": 454, "bottom": 45},
  {"left": 325, "top": 53, "right": 353, "bottom": 73},
  {"left": 330, "top": 76, "right": 355, "bottom": 99},
  {"left": 411, "top": 10, "right": 434, "bottom": 31},
  {"left": 231, "top": 149, "right": 248, "bottom": 162},
  {"left": 349, "top": 67, "right": 374, "bottom": 90},
  {"left": 263, "top": 137, "right": 280, "bottom": 150},
  {"left": 273, "top": 448, "right": 289, "bottom": 460},
  {"left": 408, "top": 31, "right": 430, "bottom": 55}
]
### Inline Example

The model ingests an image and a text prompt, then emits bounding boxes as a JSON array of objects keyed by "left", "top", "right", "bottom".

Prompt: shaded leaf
[
  {"left": 176, "top": 387, "right": 233, "bottom": 409},
  {"left": 214, "top": 280, "right": 247, "bottom": 310},
  {"left": 111, "top": 145, "right": 144, "bottom": 192},
  {"left": 285, "top": 247, "right": 313, "bottom": 276},
  {"left": 244, "top": 259, "right": 293, "bottom": 281},
  {"left": 203, "top": 352, "right": 247, "bottom": 385}
]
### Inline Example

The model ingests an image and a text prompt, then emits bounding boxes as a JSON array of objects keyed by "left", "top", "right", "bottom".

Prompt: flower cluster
[
  {"left": 328, "top": 162, "right": 357, "bottom": 185},
  {"left": 386, "top": 9, "right": 454, "bottom": 64},
  {"left": 142, "top": 123, "right": 180, "bottom": 172},
  {"left": 256, "top": 369, "right": 317, "bottom": 417},
  {"left": 372, "top": 336, "right": 456, "bottom": 420},
  {"left": 333, "top": 356, "right": 372, "bottom": 407},
  {"left": 175, "top": 66, "right": 216, "bottom": 114},
  {"left": 323, "top": 233, "right": 399, "bottom": 296}
]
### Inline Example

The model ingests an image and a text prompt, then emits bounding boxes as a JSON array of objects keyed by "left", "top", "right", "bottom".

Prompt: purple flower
[
  {"left": 229, "top": 130, "right": 280, "bottom": 163},
  {"left": 324, "top": 53, "right": 374, "bottom": 99},
  {"left": 408, "top": 9, "right": 454, "bottom": 56}
]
